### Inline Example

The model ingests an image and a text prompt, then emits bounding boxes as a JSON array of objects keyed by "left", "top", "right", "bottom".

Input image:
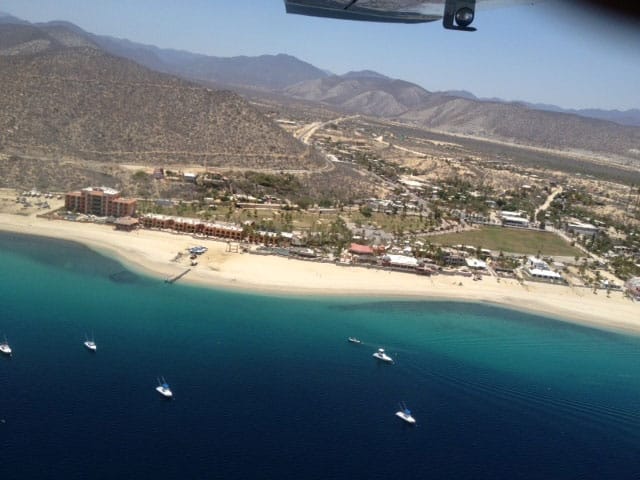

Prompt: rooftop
[
  {"left": 114, "top": 217, "right": 139, "bottom": 226},
  {"left": 383, "top": 254, "right": 418, "bottom": 267},
  {"left": 528, "top": 268, "right": 563, "bottom": 279},
  {"left": 82, "top": 186, "right": 120, "bottom": 196},
  {"left": 349, "top": 243, "right": 375, "bottom": 255}
]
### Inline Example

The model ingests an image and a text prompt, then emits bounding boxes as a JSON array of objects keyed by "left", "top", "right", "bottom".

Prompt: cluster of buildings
[
  {"left": 343, "top": 243, "right": 490, "bottom": 277},
  {"left": 363, "top": 196, "right": 423, "bottom": 215}
]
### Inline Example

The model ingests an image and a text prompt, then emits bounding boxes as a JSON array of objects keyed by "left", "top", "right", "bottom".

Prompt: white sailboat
[
  {"left": 395, "top": 402, "right": 416, "bottom": 425},
  {"left": 156, "top": 377, "right": 173, "bottom": 398},
  {"left": 84, "top": 335, "right": 97, "bottom": 352},
  {"left": 0, "top": 336, "right": 11, "bottom": 356}
]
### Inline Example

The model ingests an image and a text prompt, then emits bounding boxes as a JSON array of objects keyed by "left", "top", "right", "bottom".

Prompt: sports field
[{"left": 430, "top": 226, "right": 580, "bottom": 256}]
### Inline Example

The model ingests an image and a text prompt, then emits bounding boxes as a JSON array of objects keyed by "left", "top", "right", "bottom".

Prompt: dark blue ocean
[{"left": 1, "top": 232, "right": 639, "bottom": 479}]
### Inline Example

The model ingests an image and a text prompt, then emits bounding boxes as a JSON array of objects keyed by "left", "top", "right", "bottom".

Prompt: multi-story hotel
[{"left": 65, "top": 187, "right": 137, "bottom": 218}]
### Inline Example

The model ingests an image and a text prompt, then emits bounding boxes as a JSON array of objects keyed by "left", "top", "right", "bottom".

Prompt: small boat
[
  {"left": 0, "top": 336, "right": 12, "bottom": 356},
  {"left": 84, "top": 335, "right": 97, "bottom": 352},
  {"left": 156, "top": 377, "right": 173, "bottom": 398},
  {"left": 373, "top": 348, "right": 393, "bottom": 363},
  {"left": 395, "top": 402, "right": 416, "bottom": 425},
  {"left": 347, "top": 337, "right": 362, "bottom": 344}
]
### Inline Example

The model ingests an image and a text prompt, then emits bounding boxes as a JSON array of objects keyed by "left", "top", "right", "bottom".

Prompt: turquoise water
[{"left": 1, "top": 232, "right": 639, "bottom": 479}]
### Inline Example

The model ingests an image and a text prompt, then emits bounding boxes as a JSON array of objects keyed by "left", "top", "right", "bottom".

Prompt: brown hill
[
  {"left": 285, "top": 73, "right": 640, "bottom": 165},
  {"left": 400, "top": 96, "right": 640, "bottom": 161},
  {"left": 284, "top": 73, "right": 431, "bottom": 117},
  {"left": 0, "top": 24, "right": 316, "bottom": 169}
]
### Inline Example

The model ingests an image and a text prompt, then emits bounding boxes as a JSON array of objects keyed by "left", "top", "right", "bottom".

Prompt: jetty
[{"left": 165, "top": 268, "right": 191, "bottom": 284}]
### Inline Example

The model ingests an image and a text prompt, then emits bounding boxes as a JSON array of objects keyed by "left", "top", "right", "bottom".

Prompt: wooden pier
[{"left": 165, "top": 269, "right": 191, "bottom": 284}]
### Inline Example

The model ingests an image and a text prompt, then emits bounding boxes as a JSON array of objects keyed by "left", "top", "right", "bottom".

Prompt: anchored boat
[
  {"left": 372, "top": 348, "right": 393, "bottom": 363},
  {"left": 84, "top": 335, "right": 97, "bottom": 352},
  {"left": 395, "top": 402, "right": 416, "bottom": 425},
  {"left": 156, "top": 377, "right": 173, "bottom": 398},
  {"left": 0, "top": 336, "right": 11, "bottom": 356}
]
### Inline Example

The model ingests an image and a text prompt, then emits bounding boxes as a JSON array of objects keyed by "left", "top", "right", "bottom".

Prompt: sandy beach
[{"left": 0, "top": 211, "right": 638, "bottom": 335}]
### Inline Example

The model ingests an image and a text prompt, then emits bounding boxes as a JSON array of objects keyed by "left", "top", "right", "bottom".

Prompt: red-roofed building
[
  {"left": 349, "top": 243, "right": 378, "bottom": 265},
  {"left": 349, "top": 243, "right": 374, "bottom": 255}
]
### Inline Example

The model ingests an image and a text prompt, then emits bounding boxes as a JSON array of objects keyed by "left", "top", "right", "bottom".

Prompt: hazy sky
[{"left": 3, "top": 1, "right": 640, "bottom": 110}]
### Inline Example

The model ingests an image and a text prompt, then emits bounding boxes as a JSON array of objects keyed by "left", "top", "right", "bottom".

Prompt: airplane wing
[
  {"left": 284, "top": 0, "right": 479, "bottom": 30},
  {"left": 285, "top": 1, "right": 640, "bottom": 32}
]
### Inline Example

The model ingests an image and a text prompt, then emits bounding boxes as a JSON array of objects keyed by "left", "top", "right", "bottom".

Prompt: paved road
[{"left": 294, "top": 115, "right": 359, "bottom": 145}]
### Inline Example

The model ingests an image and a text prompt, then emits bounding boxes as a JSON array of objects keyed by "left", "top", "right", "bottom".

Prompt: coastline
[{"left": 1, "top": 212, "right": 638, "bottom": 335}]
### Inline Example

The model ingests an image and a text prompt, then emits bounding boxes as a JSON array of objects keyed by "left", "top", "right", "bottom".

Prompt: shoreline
[{"left": 1, "top": 212, "right": 638, "bottom": 335}]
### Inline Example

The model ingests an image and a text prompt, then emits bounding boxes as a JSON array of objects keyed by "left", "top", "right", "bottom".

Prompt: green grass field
[{"left": 429, "top": 226, "right": 580, "bottom": 257}]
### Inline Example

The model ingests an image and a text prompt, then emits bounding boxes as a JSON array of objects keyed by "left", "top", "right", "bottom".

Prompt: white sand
[{"left": 1, "top": 212, "right": 638, "bottom": 335}]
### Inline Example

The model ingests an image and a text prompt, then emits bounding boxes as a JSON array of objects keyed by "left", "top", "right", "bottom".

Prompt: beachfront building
[
  {"left": 141, "top": 214, "right": 244, "bottom": 241},
  {"left": 381, "top": 254, "right": 419, "bottom": 272},
  {"left": 526, "top": 256, "right": 564, "bottom": 282},
  {"left": 465, "top": 258, "right": 488, "bottom": 271},
  {"left": 528, "top": 256, "right": 550, "bottom": 271},
  {"left": 349, "top": 243, "right": 378, "bottom": 264},
  {"left": 114, "top": 217, "right": 139, "bottom": 232},
  {"left": 65, "top": 187, "right": 136, "bottom": 218},
  {"left": 140, "top": 214, "right": 289, "bottom": 246},
  {"left": 443, "top": 251, "right": 467, "bottom": 266},
  {"left": 527, "top": 268, "right": 563, "bottom": 282},
  {"left": 247, "top": 230, "right": 280, "bottom": 246}
]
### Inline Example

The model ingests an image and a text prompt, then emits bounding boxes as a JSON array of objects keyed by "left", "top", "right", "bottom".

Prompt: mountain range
[
  {"left": 1, "top": 12, "right": 639, "bottom": 166},
  {"left": 4, "top": 13, "right": 638, "bottom": 127}
]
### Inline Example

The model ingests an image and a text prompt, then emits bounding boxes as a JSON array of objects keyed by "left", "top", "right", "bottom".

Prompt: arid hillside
[
  {"left": 284, "top": 72, "right": 640, "bottom": 166},
  {"left": 0, "top": 24, "right": 317, "bottom": 169}
]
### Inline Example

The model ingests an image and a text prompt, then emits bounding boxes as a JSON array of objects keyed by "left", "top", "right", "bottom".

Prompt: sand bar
[{"left": 0, "top": 212, "right": 638, "bottom": 335}]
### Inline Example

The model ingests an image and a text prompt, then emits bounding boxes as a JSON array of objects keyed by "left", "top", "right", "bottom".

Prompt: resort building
[
  {"left": 140, "top": 214, "right": 289, "bottom": 247},
  {"left": 349, "top": 243, "right": 378, "bottom": 264},
  {"left": 65, "top": 187, "right": 137, "bottom": 218},
  {"left": 141, "top": 214, "right": 244, "bottom": 241},
  {"left": 381, "top": 254, "right": 419, "bottom": 271},
  {"left": 527, "top": 268, "right": 563, "bottom": 281},
  {"left": 465, "top": 258, "right": 488, "bottom": 271},
  {"left": 526, "top": 256, "right": 564, "bottom": 282},
  {"left": 443, "top": 252, "right": 467, "bottom": 266}
]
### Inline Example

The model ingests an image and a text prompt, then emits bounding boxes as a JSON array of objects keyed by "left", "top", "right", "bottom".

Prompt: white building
[
  {"left": 502, "top": 215, "right": 529, "bottom": 228},
  {"left": 567, "top": 221, "right": 599, "bottom": 238},
  {"left": 382, "top": 254, "right": 419, "bottom": 270},
  {"left": 527, "top": 268, "right": 563, "bottom": 281},
  {"left": 465, "top": 258, "right": 487, "bottom": 270},
  {"left": 528, "top": 256, "right": 550, "bottom": 270},
  {"left": 500, "top": 210, "right": 529, "bottom": 228}
]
